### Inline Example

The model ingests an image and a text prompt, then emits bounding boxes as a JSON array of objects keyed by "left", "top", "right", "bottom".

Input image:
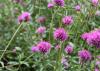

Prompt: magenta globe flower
[
  {"left": 62, "top": 16, "right": 73, "bottom": 25},
  {"left": 18, "top": 12, "right": 31, "bottom": 23},
  {"left": 36, "top": 26, "right": 46, "bottom": 34},
  {"left": 53, "top": 28, "right": 68, "bottom": 41},
  {"left": 91, "top": 0, "right": 99, "bottom": 6},
  {"left": 81, "top": 33, "right": 89, "bottom": 40},
  {"left": 21, "top": 12, "right": 31, "bottom": 22},
  {"left": 65, "top": 45, "right": 73, "bottom": 54},
  {"left": 81, "top": 29, "right": 100, "bottom": 48},
  {"left": 78, "top": 50, "right": 92, "bottom": 61},
  {"left": 87, "top": 31, "right": 100, "bottom": 48},
  {"left": 75, "top": 5, "right": 81, "bottom": 11},
  {"left": 53, "top": 0, "right": 65, "bottom": 7},
  {"left": 47, "top": 3, "right": 54, "bottom": 8},
  {"left": 96, "top": 61, "right": 100, "bottom": 66},
  {"left": 31, "top": 46, "right": 39, "bottom": 53},
  {"left": 18, "top": 15, "right": 23, "bottom": 23},
  {"left": 95, "top": 68, "right": 99, "bottom": 71},
  {"left": 37, "top": 41, "right": 51, "bottom": 53}
]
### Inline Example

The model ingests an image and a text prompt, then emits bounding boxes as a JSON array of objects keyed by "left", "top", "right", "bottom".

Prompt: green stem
[
  {"left": 55, "top": 41, "right": 62, "bottom": 71},
  {"left": 49, "top": 7, "right": 60, "bottom": 42},
  {"left": 24, "top": 54, "right": 34, "bottom": 61},
  {"left": 49, "top": 9, "right": 54, "bottom": 43},
  {"left": 27, "top": 24, "right": 33, "bottom": 45},
  {"left": 0, "top": 23, "right": 23, "bottom": 60},
  {"left": 94, "top": 47, "right": 96, "bottom": 70}
]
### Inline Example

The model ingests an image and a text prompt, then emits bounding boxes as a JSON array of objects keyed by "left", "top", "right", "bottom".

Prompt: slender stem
[
  {"left": 94, "top": 47, "right": 96, "bottom": 70},
  {"left": 0, "top": 23, "right": 23, "bottom": 60},
  {"left": 49, "top": 9, "right": 54, "bottom": 43},
  {"left": 79, "top": 63, "right": 82, "bottom": 71},
  {"left": 24, "top": 54, "right": 34, "bottom": 61},
  {"left": 49, "top": 7, "right": 60, "bottom": 42},
  {"left": 58, "top": 42, "right": 62, "bottom": 71},
  {"left": 38, "top": 0, "right": 41, "bottom": 15},
  {"left": 16, "top": 53, "right": 22, "bottom": 71},
  {"left": 55, "top": 41, "right": 62, "bottom": 71},
  {"left": 27, "top": 24, "right": 33, "bottom": 45}
]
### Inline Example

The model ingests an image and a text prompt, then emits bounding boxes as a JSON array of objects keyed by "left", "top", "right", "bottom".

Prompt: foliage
[{"left": 0, "top": 0, "right": 100, "bottom": 71}]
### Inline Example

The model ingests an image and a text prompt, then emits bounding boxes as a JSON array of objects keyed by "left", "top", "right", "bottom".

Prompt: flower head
[
  {"left": 18, "top": 12, "right": 31, "bottom": 23},
  {"left": 95, "top": 68, "right": 99, "bottom": 71},
  {"left": 81, "top": 29, "right": 100, "bottom": 48},
  {"left": 65, "top": 45, "right": 73, "bottom": 54},
  {"left": 95, "top": 61, "right": 100, "bottom": 70},
  {"left": 55, "top": 44, "right": 60, "bottom": 50},
  {"left": 81, "top": 33, "right": 89, "bottom": 40},
  {"left": 53, "top": 0, "right": 65, "bottom": 7},
  {"left": 31, "top": 46, "right": 39, "bottom": 53},
  {"left": 78, "top": 50, "right": 92, "bottom": 61},
  {"left": 75, "top": 5, "right": 81, "bottom": 11},
  {"left": 47, "top": 2, "right": 54, "bottom": 8},
  {"left": 96, "top": 61, "right": 100, "bottom": 66},
  {"left": 36, "top": 26, "right": 46, "bottom": 34},
  {"left": 91, "top": 0, "right": 99, "bottom": 6},
  {"left": 37, "top": 41, "right": 51, "bottom": 53},
  {"left": 97, "top": 55, "right": 100, "bottom": 59},
  {"left": 62, "top": 16, "right": 73, "bottom": 25},
  {"left": 53, "top": 28, "right": 68, "bottom": 41},
  {"left": 36, "top": 16, "right": 46, "bottom": 24},
  {"left": 87, "top": 31, "right": 100, "bottom": 48},
  {"left": 95, "top": 10, "right": 100, "bottom": 16},
  {"left": 61, "top": 57, "right": 69, "bottom": 69}
]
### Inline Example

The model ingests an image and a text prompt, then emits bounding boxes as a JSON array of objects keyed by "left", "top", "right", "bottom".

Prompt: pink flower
[
  {"left": 62, "top": 16, "right": 73, "bottom": 25},
  {"left": 75, "top": 5, "right": 81, "bottom": 11},
  {"left": 47, "top": 3, "right": 54, "bottom": 8},
  {"left": 95, "top": 68, "right": 99, "bottom": 71},
  {"left": 95, "top": 61, "right": 100, "bottom": 71},
  {"left": 87, "top": 31, "right": 100, "bottom": 48},
  {"left": 81, "top": 29, "right": 100, "bottom": 48},
  {"left": 95, "top": 10, "right": 100, "bottom": 16},
  {"left": 97, "top": 55, "right": 100, "bottom": 59},
  {"left": 55, "top": 45, "right": 60, "bottom": 50},
  {"left": 37, "top": 41, "right": 51, "bottom": 53},
  {"left": 53, "top": 0, "right": 65, "bottom": 7},
  {"left": 96, "top": 61, "right": 100, "bottom": 66},
  {"left": 18, "top": 12, "right": 31, "bottom": 23},
  {"left": 36, "top": 16, "right": 46, "bottom": 24},
  {"left": 81, "top": 33, "right": 89, "bottom": 40},
  {"left": 18, "top": 15, "right": 23, "bottom": 23},
  {"left": 53, "top": 28, "right": 68, "bottom": 41},
  {"left": 61, "top": 57, "right": 69, "bottom": 69},
  {"left": 36, "top": 26, "right": 46, "bottom": 34},
  {"left": 65, "top": 45, "right": 73, "bottom": 54},
  {"left": 31, "top": 46, "right": 39, "bottom": 53},
  {"left": 92, "top": 0, "right": 99, "bottom": 6},
  {"left": 78, "top": 50, "right": 92, "bottom": 61}
]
